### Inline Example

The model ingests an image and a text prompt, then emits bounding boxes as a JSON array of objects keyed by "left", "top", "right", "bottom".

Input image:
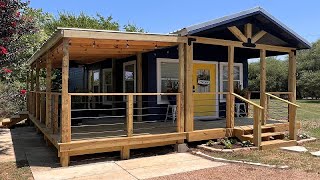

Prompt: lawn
[{"left": 200, "top": 99, "right": 320, "bottom": 173}]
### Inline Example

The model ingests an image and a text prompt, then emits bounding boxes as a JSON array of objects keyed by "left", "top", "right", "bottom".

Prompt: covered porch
[{"left": 25, "top": 8, "right": 308, "bottom": 166}]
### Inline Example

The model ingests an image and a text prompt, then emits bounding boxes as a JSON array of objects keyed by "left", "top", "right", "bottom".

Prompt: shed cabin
[{"left": 25, "top": 7, "right": 310, "bottom": 166}]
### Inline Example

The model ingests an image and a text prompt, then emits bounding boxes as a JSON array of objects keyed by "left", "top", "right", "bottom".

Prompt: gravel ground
[{"left": 149, "top": 163, "right": 320, "bottom": 180}]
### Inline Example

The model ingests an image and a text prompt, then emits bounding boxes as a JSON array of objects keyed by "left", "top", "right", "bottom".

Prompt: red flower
[
  {"left": 0, "top": 46, "right": 8, "bottom": 55},
  {"left": 16, "top": 12, "right": 20, "bottom": 17},
  {"left": 0, "top": 2, "right": 6, "bottom": 8},
  {"left": 11, "top": 22, "right": 17, "bottom": 27},
  {"left": 20, "top": 89, "right": 27, "bottom": 95},
  {"left": 3, "top": 68, "right": 12, "bottom": 73}
]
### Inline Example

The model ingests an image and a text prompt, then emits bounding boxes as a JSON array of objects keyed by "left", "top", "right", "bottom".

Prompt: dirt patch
[
  {"left": 148, "top": 163, "right": 320, "bottom": 180},
  {"left": 0, "top": 161, "right": 33, "bottom": 180}
]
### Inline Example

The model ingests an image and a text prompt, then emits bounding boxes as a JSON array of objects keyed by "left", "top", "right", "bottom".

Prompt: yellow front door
[{"left": 193, "top": 63, "right": 217, "bottom": 117}]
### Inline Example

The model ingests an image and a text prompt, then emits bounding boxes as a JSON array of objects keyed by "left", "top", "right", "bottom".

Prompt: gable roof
[{"left": 174, "top": 7, "right": 311, "bottom": 50}]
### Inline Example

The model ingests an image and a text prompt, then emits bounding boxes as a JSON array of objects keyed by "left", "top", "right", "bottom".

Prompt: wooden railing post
[
  {"left": 176, "top": 94, "right": 183, "bottom": 133},
  {"left": 226, "top": 46, "right": 235, "bottom": 129},
  {"left": 137, "top": 53, "right": 143, "bottom": 122},
  {"left": 52, "top": 94, "right": 59, "bottom": 134},
  {"left": 178, "top": 43, "right": 185, "bottom": 134},
  {"left": 253, "top": 106, "right": 262, "bottom": 148},
  {"left": 260, "top": 49, "right": 267, "bottom": 125},
  {"left": 35, "top": 63, "right": 40, "bottom": 121},
  {"left": 46, "top": 53, "right": 52, "bottom": 129},
  {"left": 126, "top": 95, "right": 133, "bottom": 137},
  {"left": 185, "top": 42, "right": 193, "bottom": 132},
  {"left": 60, "top": 38, "right": 70, "bottom": 167},
  {"left": 122, "top": 94, "right": 133, "bottom": 160},
  {"left": 288, "top": 51, "right": 297, "bottom": 140}
]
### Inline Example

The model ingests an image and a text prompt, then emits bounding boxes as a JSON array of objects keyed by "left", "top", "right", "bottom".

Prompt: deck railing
[
  {"left": 67, "top": 93, "right": 182, "bottom": 141},
  {"left": 28, "top": 91, "right": 62, "bottom": 134},
  {"left": 232, "top": 93, "right": 264, "bottom": 147},
  {"left": 265, "top": 92, "right": 300, "bottom": 140}
]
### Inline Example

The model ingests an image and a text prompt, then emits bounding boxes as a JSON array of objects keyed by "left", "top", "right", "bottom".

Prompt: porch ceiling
[
  {"left": 50, "top": 38, "right": 178, "bottom": 67},
  {"left": 30, "top": 28, "right": 183, "bottom": 68}
]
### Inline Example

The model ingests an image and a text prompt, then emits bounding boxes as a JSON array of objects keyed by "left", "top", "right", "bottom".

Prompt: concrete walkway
[{"left": 0, "top": 126, "right": 227, "bottom": 180}]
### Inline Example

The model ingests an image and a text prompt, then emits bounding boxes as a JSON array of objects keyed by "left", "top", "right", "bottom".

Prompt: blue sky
[{"left": 30, "top": 0, "right": 320, "bottom": 43}]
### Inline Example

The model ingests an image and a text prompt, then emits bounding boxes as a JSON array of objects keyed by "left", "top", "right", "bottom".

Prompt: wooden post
[
  {"left": 60, "top": 38, "right": 70, "bottom": 167},
  {"left": 122, "top": 94, "right": 133, "bottom": 160},
  {"left": 253, "top": 106, "right": 262, "bottom": 148},
  {"left": 244, "top": 23, "right": 252, "bottom": 39},
  {"left": 226, "top": 46, "right": 235, "bottom": 128},
  {"left": 288, "top": 51, "right": 297, "bottom": 140},
  {"left": 40, "top": 93, "right": 46, "bottom": 123},
  {"left": 35, "top": 62, "right": 40, "bottom": 121},
  {"left": 260, "top": 49, "right": 267, "bottom": 124},
  {"left": 178, "top": 43, "right": 185, "bottom": 133},
  {"left": 184, "top": 42, "right": 193, "bottom": 132},
  {"left": 46, "top": 53, "right": 52, "bottom": 129},
  {"left": 137, "top": 53, "right": 143, "bottom": 121},
  {"left": 52, "top": 94, "right": 59, "bottom": 134},
  {"left": 112, "top": 59, "right": 117, "bottom": 115},
  {"left": 26, "top": 70, "right": 30, "bottom": 112},
  {"left": 30, "top": 68, "right": 35, "bottom": 115}
]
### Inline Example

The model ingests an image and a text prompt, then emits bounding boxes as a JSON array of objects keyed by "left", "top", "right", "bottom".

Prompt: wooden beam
[
  {"left": 60, "top": 38, "right": 70, "bottom": 167},
  {"left": 244, "top": 23, "right": 252, "bottom": 39},
  {"left": 185, "top": 43, "right": 193, "bottom": 132},
  {"left": 46, "top": 53, "right": 52, "bottom": 129},
  {"left": 63, "top": 29, "right": 187, "bottom": 43},
  {"left": 228, "top": 26, "right": 247, "bottom": 42},
  {"left": 191, "top": 36, "right": 295, "bottom": 53},
  {"left": 178, "top": 43, "right": 185, "bottom": 133},
  {"left": 288, "top": 51, "right": 297, "bottom": 140},
  {"left": 28, "top": 30, "right": 63, "bottom": 66},
  {"left": 260, "top": 49, "right": 267, "bottom": 125},
  {"left": 59, "top": 133, "right": 186, "bottom": 152},
  {"left": 226, "top": 46, "right": 235, "bottom": 128},
  {"left": 187, "top": 128, "right": 229, "bottom": 142},
  {"left": 137, "top": 53, "right": 143, "bottom": 122},
  {"left": 251, "top": 31, "right": 267, "bottom": 43}
]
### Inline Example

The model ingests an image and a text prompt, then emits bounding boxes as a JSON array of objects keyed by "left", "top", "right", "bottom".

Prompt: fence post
[{"left": 253, "top": 106, "right": 262, "bottom": 148}]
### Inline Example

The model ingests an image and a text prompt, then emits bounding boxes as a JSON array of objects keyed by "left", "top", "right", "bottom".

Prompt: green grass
[{"left": 202, "top": 99, "right": 320, "bottom": 173}]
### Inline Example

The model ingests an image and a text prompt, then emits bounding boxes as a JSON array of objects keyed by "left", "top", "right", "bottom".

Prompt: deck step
[
  {"left": 3, "top": 112, "right": 29, "bottom": 128},
  {"left": 242, "top": 132, "right": 285, "bottom": 141},
  {"left": 260, "top": 140, "right": 297, "bottom": 150}
]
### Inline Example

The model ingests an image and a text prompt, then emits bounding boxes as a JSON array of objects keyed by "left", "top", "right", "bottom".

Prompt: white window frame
[
  {"left": 219, "top": 62, "right": 243, "bottom": 102},
  {"left": 123, "top": 61, "right": 136, "bottom": 99},
  {"left": 157, "top": 58, "right": 179, "bottom": 104},
  {"left": 102, "top": 68, "right": 112, "bottom": 105}
]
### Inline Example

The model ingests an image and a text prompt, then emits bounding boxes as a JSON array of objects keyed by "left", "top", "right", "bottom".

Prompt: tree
[
  {"left": 296, "top": 40, "right": 320, "bottom": 98},
  {"left": 248, "top": 57, "right": 288, "bottom": 92},
  {"left": 0, "top": 0, "right": 38, "bottom": 66},
  {"left": 44, "top": 12, "right": 144, "bottom": 35}
]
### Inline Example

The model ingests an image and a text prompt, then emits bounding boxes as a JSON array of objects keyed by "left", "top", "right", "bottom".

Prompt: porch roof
[
  {"left": 28, "top": 28, "right": 185, "bottom": 67},
  {"left": 173, "top": 7, "right": 311, "bottom": 50}
]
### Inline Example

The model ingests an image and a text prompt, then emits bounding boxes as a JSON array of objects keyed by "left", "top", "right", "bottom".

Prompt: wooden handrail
[
  {"left": 192, "top": 92, "right": 229, "bottom": 95},
  {"left": 265, "top": 93, "right": 300, "bottom": 107},
  {"left": 232, "top": 93, "right": 263, "bottom": 109},
  {"left": 248, "top": 91, "right": 292, "bottom": 95},
  {"left": 68, "top": 92, "right": 180, "bottom": 96}
]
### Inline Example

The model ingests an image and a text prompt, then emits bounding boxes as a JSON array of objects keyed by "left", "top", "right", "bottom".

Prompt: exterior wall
[{"left": 68, "top": 44, "right": 249, "bottom": 120}]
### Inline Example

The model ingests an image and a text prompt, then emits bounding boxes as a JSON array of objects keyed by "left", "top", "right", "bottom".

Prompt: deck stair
[
  {"left": 1, "top": 111, "right": 29, "bottom": 128},
  {"left": 234, "top": 125, "right": 297, "bottom": 150}
]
